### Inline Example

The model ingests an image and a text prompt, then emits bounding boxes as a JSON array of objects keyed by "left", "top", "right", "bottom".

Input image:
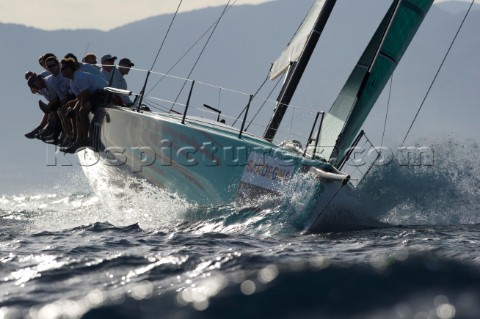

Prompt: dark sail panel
[{"left": 316, "top": 0, "right": 434, "bottom": 165}]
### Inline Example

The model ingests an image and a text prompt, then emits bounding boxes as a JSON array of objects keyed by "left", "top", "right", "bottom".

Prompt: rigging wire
[
  {"left": 143, "top": 98, "right": 171, "bottom": 113},
  {"left": 402, "top": 0, "right": 475, "bottom": 144},
  {"left": 135, "top": 0, "right": 183, "bottom": 109},
  {"left": 381, "top": 74, "right": 393, "bottom": 148},
  {"left": 238, "top": 0, "right": 312, "bottom": 131},
  {"left": 146, "top": 3, "right": 236, "bottom": 95},
  {"left": 245, "top": 77, "right": 282, "bottom": 131},
  {"left": 232, "top": 68, "right": 271, "bottom": 126},
  {"left": 169, "top": 0, "right": 236, "bottom": 112},
  {"left": 83, "top": 42, "right": 91, "bottom": 57},
  {"left": 149, "top": 0, "right": 184, "bottom": 72},
  {"left": 307, "top": 180, "right": 348, "bottom": 231}
]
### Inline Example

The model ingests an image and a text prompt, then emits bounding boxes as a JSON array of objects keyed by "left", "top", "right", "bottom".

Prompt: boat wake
[
  {"left": 353, "top": 136, "right": 480, "bottom": 226},
  {"left": 177, "top": 136, "right": 480, "bottom": 234},
  {"left": 2, "top": 137, "right": 478, "bottom": 235}
]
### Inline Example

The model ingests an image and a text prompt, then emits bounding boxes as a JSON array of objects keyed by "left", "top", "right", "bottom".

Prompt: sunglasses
[{"left": 47, "top": 64, "right": 58, "bottom": 69}]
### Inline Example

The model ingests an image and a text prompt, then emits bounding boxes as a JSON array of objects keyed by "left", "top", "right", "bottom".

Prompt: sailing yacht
[{"left": 79, "top": 0, "right": 434, "bottom": 231}]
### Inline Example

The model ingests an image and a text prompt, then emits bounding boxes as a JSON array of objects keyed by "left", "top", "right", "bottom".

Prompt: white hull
[{"left": 78, "top": 106, "right": 352, "bottom": 231}]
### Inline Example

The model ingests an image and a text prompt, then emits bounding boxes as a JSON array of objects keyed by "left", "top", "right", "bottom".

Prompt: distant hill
[{"left": 0, "top": 0, "right": 478, "bottom": 194}]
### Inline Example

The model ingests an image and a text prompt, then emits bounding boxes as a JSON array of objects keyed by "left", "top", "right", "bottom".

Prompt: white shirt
[
  {"left": 70, "top": 71, "right": 108, "bottom": 96},
  {"left": 79, "top": 62, "right": 103, "bottom": 77},
  {"left": 38, "top": 87, "right": 57, "bottom": 102},
  {"left": 44, "top": 73, "right": 70, "bottom": 101},
  {"left": 39, "top": 70, "right": 51, "bottom": 79},
  {"left": 100, "top": 68, "right": 123, "bottom": 86},
  {"left": 116, "top": 71, "right": 132, "bottom": 105},
  {"left": 102, "top": 67, "right": 132, "bottom": 104}
]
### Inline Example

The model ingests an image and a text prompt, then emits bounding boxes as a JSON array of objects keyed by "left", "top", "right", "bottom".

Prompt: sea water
[{"left": 1, "top": 141, "right": 480, "bottom": 319}]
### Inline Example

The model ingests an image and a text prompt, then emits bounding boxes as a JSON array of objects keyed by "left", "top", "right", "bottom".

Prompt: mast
[
  {"left": 314, "top": 0, "right": 434, "bottom": 166},
  {"left": 263, "top": 0, "right": 337, "bottom": 142}
]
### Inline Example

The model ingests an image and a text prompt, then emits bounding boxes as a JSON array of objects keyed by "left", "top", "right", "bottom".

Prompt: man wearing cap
[
  {"left": 100, "top": 54, "right": 120, "bottom": 86},
  {"left": 82, "top": 53, "right": 98, "bottom": 65},
  {"left": 115, "top": 58, "right": 135, "bottom": 106},
  {"left": 64, "top": 53, "right": 103, "bottom": 78},
  {"left": 38, "top": 53, "right": 56, "bottom": 78}
]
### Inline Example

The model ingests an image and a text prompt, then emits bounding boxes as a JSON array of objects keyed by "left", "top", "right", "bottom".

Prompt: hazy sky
[
  {"left": 0, "top": 0, "right": 468, "bottom": 31},
  {"left": 0, "top": 0, "right": 274, "bottom": 31}
]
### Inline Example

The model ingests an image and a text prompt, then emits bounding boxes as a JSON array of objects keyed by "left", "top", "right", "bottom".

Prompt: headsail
[
  {"left": 269, "top": 0, "right": 335, "bottom": 80},
  {"left": 315, "top": 0, "right": 434, "bottom": 166},
  {"left": 264, "top": 0, "right": 337, "bottom": 142}
]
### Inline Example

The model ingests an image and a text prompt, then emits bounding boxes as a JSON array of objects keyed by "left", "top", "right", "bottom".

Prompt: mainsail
[
  {"left": 315, "top": 0, "right": 434, "bottom": 166},
  {"left": 263, "top": 0, "right": 337, "bottom": 142}
]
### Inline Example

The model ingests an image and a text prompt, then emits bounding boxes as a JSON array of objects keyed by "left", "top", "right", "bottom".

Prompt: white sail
[{"left": 269, "top": 0, "right": 330, "bottom": 80}]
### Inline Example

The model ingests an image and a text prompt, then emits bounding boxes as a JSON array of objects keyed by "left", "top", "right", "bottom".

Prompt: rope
[
  {"left": 169, "top": 0, "right": 236, "bottom": 112},
  {"left": 402, "top": 0, "right": 475, "bottom": 144}
]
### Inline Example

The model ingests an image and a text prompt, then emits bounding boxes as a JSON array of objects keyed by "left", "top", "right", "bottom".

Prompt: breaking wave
[
  {"left": 3, "top": 136, "right": 479, "bottom": 236},
  {"left": 355, "top": 136, "right": 480, "bottom": 225}
]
